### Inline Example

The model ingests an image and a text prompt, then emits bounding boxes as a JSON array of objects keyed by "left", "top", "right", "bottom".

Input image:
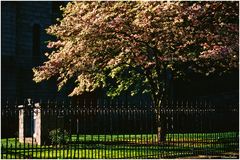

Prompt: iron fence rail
[{"left": 1, "top": 98, "right": 239, "bottom": 159}]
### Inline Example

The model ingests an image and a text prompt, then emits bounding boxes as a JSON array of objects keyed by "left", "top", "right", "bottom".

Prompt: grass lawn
[{"left": 1, "top": 132, "right": 238, "bottom": 159}]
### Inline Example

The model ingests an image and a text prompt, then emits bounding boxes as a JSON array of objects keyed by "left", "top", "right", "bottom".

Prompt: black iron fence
[{"left": 1, "top": 98, "right": 239, "bottom": 159}]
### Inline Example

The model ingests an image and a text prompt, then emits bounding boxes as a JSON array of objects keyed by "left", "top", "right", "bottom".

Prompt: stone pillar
[
  {"left": 18, "top": 101, "right": 42, "bottom": 145},
  {"left": 18, "top": 105, "right": 24, "bottom": 143},
  {"left": 34, "top": 103, "right": 41, "bottom": 145}
]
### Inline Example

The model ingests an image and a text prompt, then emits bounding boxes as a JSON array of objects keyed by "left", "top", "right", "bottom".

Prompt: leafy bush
[{"left": 49, "top": 128, "right": 69, "bottom": 145}]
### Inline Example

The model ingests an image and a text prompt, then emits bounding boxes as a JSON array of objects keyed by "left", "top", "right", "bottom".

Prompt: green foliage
[
  {"left": 32, "top": 1, "right": 239, "bottom": 100},
  {"left": 49, "top": 128, "right": 69, "bottom": 145}
]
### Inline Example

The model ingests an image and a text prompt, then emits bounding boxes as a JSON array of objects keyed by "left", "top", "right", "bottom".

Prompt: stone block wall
[
  {"left": 1, "top": 2, "right": 16, "bottom": 56},
  {"left": 2, "top": 1, "right": 68, "bottom": 99}
]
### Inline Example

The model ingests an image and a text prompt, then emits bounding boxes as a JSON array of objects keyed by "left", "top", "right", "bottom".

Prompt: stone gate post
[
  {"left": 34, "top": 103, "right": 41, "bottom": 145},
  {"left": 18, "top": 105, "right": 24, "bottom": 143},
  {"left": 18, "top": 101, "right": 42, "bottom": 145}
]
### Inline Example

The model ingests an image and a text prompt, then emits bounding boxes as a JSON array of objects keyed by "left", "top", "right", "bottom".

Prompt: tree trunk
[
  {"left": 155, "top": 97, "right": 166, "bottom": 143},
  {"left": 156, "top": 112, "right": 166, "bottom": 143}
]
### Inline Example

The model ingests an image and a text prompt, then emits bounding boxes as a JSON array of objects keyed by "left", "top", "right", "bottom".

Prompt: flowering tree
[{"left": 33, "top": 1, "right": 238, "bottom": 142}]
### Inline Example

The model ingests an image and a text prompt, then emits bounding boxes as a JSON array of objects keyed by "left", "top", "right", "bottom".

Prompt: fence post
[
  {"left": 18, "top": 105, "right": 24, "bottom": 143},
  {"left": 34, "top": 103, "right": 41, "bottom": 145}
]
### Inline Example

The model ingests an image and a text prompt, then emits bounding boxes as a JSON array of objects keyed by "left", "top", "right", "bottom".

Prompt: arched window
[{"left": 32, "top": 24, "right": 41, "bottom": 63}]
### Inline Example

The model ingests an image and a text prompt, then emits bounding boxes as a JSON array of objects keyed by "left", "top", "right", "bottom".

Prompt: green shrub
[{"left": 49, "top": 128, "right": 69, "bottom": 145}]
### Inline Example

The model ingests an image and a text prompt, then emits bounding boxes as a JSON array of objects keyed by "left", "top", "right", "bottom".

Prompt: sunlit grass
[{"left": 1, "top": 132, "right": 238, "bottom": 159}]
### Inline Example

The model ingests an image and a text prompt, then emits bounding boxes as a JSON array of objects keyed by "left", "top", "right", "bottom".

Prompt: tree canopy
[{"left": 33, "top": 1, "right": 238, "bottom": 100}]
